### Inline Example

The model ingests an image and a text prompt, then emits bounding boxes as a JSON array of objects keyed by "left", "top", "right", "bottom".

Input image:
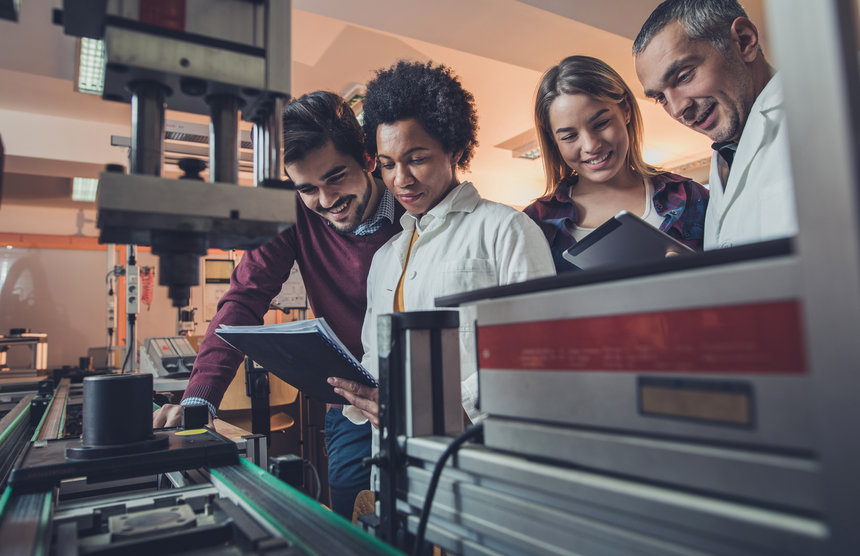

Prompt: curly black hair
[{"left": 362, "top": 61, "right": 479, "bottom": 171}]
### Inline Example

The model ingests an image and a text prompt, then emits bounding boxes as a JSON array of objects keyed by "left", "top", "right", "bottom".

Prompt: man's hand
[
  {"left": 328, "top": 377, "right": 379, "bottom": 427},
  {"left": 152, "top": 403, "right": 184, "bottom": 428},
  {"left": 154, "top": 403, "right": 215, "bottom": 428}
]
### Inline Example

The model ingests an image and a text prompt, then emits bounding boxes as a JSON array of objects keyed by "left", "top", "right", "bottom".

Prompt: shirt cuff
[
  {"left": 342, "top": 404, "right": 369, "bottom": 425},
  {"left": 462, "top": 373, "right": 485, "bottom": 423},
  {"left": 181, "top": 397, "right": 217, "bottom": 417}
]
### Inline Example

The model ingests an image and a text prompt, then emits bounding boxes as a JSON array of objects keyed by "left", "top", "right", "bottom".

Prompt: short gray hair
[{"left": 633, "top": 0, "right": 748, "bottom": 54}]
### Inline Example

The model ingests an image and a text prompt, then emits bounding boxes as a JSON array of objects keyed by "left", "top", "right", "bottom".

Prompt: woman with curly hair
[
  {"left": 329, "top": 60, "right": 554, "bottom": 427},
  {"left": 523, "top": 55, "right": 709, "bottom": 272}
]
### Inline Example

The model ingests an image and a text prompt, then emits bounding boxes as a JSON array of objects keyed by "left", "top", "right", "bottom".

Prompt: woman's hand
[{"left": 328, "top": 377, "right": 380, "bottom": 427}]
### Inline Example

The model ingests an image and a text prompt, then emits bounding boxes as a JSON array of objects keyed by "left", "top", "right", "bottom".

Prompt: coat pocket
[{"left": 435, "top": 259, "right": 497, "bottom": 300}]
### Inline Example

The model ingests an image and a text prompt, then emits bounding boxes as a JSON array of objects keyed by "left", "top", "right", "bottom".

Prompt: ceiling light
[
  {"left": 341, "top": 83, "right": 366, "bottom": 126},
  {"left": 515, "top": 146, "right": 541, "bottom": 160},
  {"left": 110, "top": 120, "right": 255, "bottom": 174},
  {"left": 72, "top": 177, "right": 99, "bottom": 202},
  {"left": 77, "top": 38, "right": 106, "bottom": 95},
  {"left": 496, "top": 129, "right": 541, "bottom": 160}
]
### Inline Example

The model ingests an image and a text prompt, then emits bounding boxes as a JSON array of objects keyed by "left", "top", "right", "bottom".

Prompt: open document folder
[{"left": 216, "top": 318, "right": 377, "bottom": 404}]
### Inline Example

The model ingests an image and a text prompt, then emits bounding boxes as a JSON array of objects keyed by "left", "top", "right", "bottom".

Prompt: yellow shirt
[{"left": 393, "top": 227, "right": 419, "bottom": 312}]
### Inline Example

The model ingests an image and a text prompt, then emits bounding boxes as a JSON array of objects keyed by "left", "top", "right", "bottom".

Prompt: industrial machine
[
  {"left": 5, "top": 0, "right": 859, "bottom": 554},
  {"left": 371, "top": 1, "right": 860, "bottom": 554},
  {"left": 141, "top": 336, "right": 197, "bottom": 378},
  {"left": 55, "top": 0, "right": 297, "bottom": 310},
  {"left": 0, "top": 3, "right": 397, "bottom": 553},
  {"left": 0, "top": 331, "right": 48, "bottom": 372},
  {"left": 0, "top": 374, "right": 397, "bottom": 555}
]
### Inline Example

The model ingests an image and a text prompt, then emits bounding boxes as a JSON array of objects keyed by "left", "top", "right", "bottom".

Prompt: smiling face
[
  {"left": 547, "top": 93, "right": 632, "bottom": 186},
  {"left": 286, "top": 141, "right": 380, "bottom": 234},
  {"left": 376, "top": 118, "right": 460, "bottom": 217},
  {"left": 634, "top": 20, "right": 756, "bottom": 144}
]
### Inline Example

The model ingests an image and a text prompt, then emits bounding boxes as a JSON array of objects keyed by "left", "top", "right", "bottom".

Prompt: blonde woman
[{"left": 523, "top": 55, "right": 709, "bottom": 271}]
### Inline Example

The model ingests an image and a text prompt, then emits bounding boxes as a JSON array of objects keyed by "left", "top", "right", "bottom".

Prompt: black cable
[
  {"left": 105, "top": 267, "right": 122, "bottom": 285},
  {"left": 412, "top": 423, "right": 484, "bottom": 556},
  {"left": 104, "top": 266, "right": 122, "bottom": 369},
  {"left": 304, "top": 459, "right": 321, "bottom": 501}
]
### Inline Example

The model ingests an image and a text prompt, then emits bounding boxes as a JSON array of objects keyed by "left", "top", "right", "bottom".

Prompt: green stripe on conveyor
[
  {"left": 0, "top": 402, "right": 30, "bottom": 446},
  {"left": 32, "top": 491, "right": 53, "bottom": 556},
  {"left": 0, "top": 491, "right": 52, "bottom": 554},
  {"left": 57, "top": 406, "right": 66, "bottom": 440},
  {"left": 0, "top": 487, "right": 11, "bottom": 518},
  {"left": 30, "top": 393, "right": 51, "bottom": 442},
  {"left": 210, "top": 459, "right": 402, "bottom": 556}
]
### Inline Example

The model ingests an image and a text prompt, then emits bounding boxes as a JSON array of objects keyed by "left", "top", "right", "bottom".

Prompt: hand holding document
[{"left": 216, "top": 318, "right": 377, "bottom": 404}]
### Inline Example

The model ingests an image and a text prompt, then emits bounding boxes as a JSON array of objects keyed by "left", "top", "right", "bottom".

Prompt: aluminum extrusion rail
[
  {"left": 0, "top": 489, "right": 52, "bottom": 556},
  {"left": 210, "top": 459, "right": 402, "bottom": 556},
  {"left": 36, "top": 378, "right": 70, "bottom": 441},
  {"left": 0, "top": 394, "right": 36, "bottom": 490}
]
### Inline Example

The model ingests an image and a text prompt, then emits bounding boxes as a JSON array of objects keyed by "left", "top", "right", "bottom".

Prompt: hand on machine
[{"left": 152, "top": 403, "right": 213, "bottom": 429}]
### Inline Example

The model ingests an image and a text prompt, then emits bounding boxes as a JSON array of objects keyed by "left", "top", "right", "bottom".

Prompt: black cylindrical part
[
  {"left": 129, "top": 81, "right": 168, "bottom": 176},
  {"left": 207, "top": 94, "right": 240, "bottom": 184},
  {"left": 265, "top": 96, "right": 285, "bottom": 181},
  {"left": 151, "top": 231, "right": 206, "bottom": 307},
  {"left": 81, "top": 374, "right": 153, "bottom": 448},
  {"left": 157, "top": 251, "right": 200, "bottom": 308}
]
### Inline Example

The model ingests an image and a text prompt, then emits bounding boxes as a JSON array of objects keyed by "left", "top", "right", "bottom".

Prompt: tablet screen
[{"left": 562, "top": 211, "right": 694, "bottom": 270}]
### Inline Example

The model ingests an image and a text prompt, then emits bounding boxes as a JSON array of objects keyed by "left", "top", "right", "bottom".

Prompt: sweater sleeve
[{"left": 181, "top": 227, "right": 299, "bottom": 410}]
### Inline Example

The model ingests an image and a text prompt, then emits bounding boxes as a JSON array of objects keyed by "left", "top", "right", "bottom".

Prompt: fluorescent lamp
[
  {"left": 496, "top": 130, "right": 541, "bottom": 160},
  {"left": 516, "top": 146, "right": 541, "bottom": 160},
  {"left": 77, "top": 38, "right": 106, "bottom": 95},
  {"left": 341, "top": 83, "right": 365, "bottom": 125},
  {"left": 72, "top": 177, "right": 99, "bottom": 202}
]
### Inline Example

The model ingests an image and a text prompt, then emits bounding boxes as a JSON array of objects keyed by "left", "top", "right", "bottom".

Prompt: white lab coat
[
  {"left": 704, "top": 74, "right": 798, "bottom": 250},
  {"left": 345, "top": 181, "right": 555, "bottom": 425}
]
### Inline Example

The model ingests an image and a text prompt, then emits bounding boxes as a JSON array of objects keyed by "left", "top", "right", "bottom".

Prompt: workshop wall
[
  {"left": 0, "top": 202, "right": 218, "bottom": 368},
  {"left": 0, "top": 245, "right": 214, "bottom": 369},
  {"left": 0, "top": 246, "right": 110, "bottom": 368}
]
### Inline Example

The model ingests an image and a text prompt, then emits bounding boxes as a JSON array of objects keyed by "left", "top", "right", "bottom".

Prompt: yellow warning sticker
[{"left": 175, "top": 428, "right": 208, "bottom": 436}]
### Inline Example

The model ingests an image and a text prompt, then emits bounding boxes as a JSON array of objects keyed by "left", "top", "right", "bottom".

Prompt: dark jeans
[{"left": 325, "top": 407, "right": 371, "bottom": 519}]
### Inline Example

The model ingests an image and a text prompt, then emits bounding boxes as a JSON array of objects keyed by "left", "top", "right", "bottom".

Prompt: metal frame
[{"left": 766, "top": 0, "right": 860, "bottom": 550}]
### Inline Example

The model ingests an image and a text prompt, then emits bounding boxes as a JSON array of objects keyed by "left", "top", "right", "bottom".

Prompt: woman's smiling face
[
  {"left": 376, "top": 118, "right": 460, "bottom": 216},
  {"left": 548, "top": 93, "right": 631, "bottom": 185}
]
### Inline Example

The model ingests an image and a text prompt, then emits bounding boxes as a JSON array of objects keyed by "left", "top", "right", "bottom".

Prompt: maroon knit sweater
[{"left": 182, "top": 193, "right": 403, "bottom": 408}]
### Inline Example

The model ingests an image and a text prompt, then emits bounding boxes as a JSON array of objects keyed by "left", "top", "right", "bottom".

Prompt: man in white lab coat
[{"left": 633, "top": 0, "right": 797, "bottom": 249}]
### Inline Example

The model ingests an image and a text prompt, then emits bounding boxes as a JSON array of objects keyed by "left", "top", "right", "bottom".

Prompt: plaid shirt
[
  {"left": 353, "top": 188, "right": 396, "bottom": 236},
  {"left": 523, "top": 172, "right": 709, "bottom": 272}
]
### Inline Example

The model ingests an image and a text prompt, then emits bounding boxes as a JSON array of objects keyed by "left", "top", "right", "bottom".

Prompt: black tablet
[{"left": 562, "top": 210, "right": 694, "bottom": 270}]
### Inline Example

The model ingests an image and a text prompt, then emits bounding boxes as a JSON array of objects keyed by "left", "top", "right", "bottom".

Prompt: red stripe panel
[
  {"left": 140, "top": 0, "right": 186, "bottom": 31},
  {"left": 478, "top": 300, "right": 807, "bottom": 374}
]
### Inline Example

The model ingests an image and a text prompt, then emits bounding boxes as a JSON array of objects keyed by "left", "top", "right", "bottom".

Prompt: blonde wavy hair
[{"left": 534, "top": 55, "right": 660, "bottom": 197}]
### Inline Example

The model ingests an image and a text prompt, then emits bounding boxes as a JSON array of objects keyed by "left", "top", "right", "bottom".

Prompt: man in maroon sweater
[{"left": 152, "top": 91, "right": 403, "bottom": 518}]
